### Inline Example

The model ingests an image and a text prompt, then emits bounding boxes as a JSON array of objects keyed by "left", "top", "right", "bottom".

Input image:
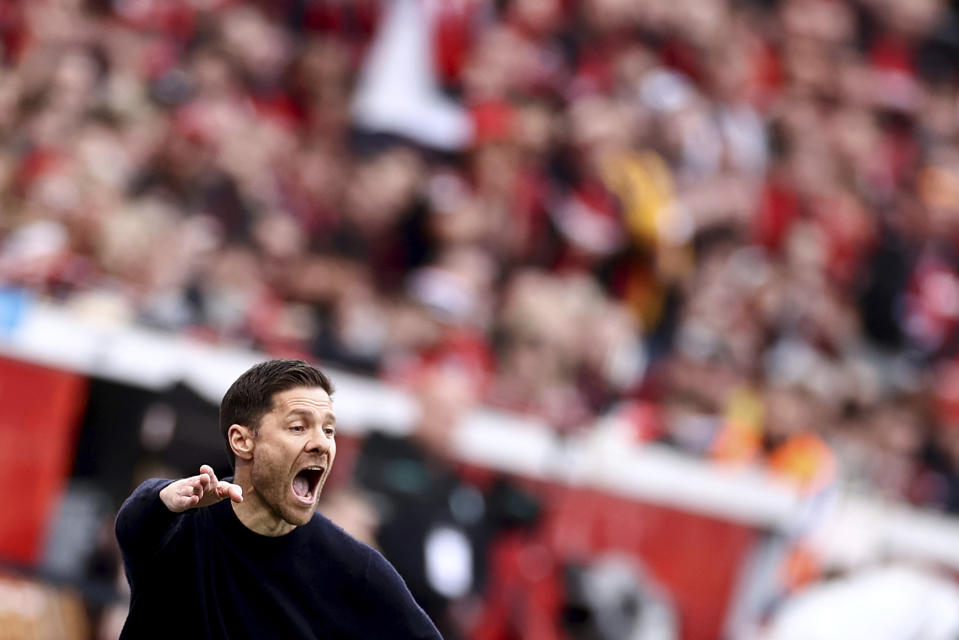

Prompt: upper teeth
[{"left": 306, "top": 466, "right": 323, "bottom": 471}]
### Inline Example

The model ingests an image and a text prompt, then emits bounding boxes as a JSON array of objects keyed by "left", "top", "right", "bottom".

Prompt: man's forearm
[{"left": 115, "top": 478, "right": 179, "bottom": 571}]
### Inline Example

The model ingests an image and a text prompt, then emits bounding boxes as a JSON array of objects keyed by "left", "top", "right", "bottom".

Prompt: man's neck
[{"left": 230, "top": 474, "right": 297, "bottom": 537}]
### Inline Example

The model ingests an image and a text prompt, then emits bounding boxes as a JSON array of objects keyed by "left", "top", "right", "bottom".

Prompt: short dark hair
[{"left": 219, "top": 359, "right": 334, "bottom": 468}]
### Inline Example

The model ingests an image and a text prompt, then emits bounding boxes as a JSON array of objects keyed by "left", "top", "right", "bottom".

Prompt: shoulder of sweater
[{"left": 307, "top": 511, "right": 375, "bottom": 557}]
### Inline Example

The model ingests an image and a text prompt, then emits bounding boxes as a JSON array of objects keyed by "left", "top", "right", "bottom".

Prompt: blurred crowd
[{"left": 4, "top": 0, "right": 959, "bottom": 520}]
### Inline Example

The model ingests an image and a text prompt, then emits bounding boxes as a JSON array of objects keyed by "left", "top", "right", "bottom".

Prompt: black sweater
[{"left": 116, "top": 478, "right": 442, "bottom": 639}]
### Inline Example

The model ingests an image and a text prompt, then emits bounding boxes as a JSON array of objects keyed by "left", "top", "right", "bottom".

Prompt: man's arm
[
  {"left": 115, "top": 465, "right": 243, "bottom": 574},
  {"left": 364, "top": 547, "right": 443, "bottom": 639}
]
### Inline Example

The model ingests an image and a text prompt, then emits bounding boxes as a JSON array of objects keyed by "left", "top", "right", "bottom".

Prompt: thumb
[{"left": 217, "top": 480, "right": 243, "bottom": 503}]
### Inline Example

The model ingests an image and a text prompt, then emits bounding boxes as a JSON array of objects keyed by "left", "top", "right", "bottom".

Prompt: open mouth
[{"left": 291, "top": 466, "right": 324, "bottom": 504}]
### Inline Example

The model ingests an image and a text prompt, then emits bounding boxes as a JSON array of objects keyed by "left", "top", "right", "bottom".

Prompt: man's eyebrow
[{"left": 287, "top": 408, "right": 336, "bottom": 422}]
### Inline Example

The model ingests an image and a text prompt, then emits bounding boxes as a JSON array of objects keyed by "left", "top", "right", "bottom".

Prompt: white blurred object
[
  {"left": 718, "top": 104, "right": 768, "bottom": 174},
  {"left": 352, "top": 0, "right": 472, "bottom": 150},
  {"left": 801, "top": 495, "right": 885, "bottom": 572},
  {"left": 638, "top": 69, "right": 695, "bottom": 113},
  {"left": 765, "top": 564, "right": 959, "bottom": 640},
  {"left": 568, "top": 554, "right": 678, "bottom": 640},
  {"left": 0, "top": 220, "right": 67, "bottom": 272},
  {"left": 407, "top": 265, "right": 476, "bottom": 323},
  {"left": 424, "top": 525, "right": 473, "bottom": 599}
]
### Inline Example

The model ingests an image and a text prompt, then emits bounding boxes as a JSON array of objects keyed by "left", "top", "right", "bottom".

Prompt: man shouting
[{"left": 116, "top": 359, "right": 441, "bottom": 639}]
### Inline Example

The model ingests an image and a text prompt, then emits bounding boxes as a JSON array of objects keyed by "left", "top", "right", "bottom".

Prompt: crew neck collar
[{"left": 212, "top": 497, "right": 311, "bottom": 544}]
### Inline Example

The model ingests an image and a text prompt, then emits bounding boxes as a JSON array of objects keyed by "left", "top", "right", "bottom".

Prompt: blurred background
[{"left": 3, "top": 0, "right": 959, "bottom": 638}]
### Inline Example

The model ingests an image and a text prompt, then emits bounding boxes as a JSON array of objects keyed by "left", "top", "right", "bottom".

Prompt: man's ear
[{"left": 228, "top": 424, "right": 255, "bottom": 462}]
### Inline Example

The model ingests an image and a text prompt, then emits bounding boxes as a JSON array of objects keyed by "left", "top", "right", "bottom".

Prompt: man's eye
[
  {"left": 324, "top": 427, "right": 336, "bottom": 437},
  {"left": 290, "top": 425, "right": 305, "bottom": 432}
]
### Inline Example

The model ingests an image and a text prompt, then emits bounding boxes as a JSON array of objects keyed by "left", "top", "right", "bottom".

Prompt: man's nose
[{"left": 306, "top": 429, "right": 332, "bottom": 454}]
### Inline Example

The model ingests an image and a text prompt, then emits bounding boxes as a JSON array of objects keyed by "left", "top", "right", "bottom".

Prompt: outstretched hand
[{"left": 159, "top": 464, "right": 244, "bottom": 513}]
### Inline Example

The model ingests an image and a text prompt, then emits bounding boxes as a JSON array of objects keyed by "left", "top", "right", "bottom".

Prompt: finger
[
  {"left": 199, "top": 465, "right": 217, "bottom": 489},
  {"left": 175, "top": 489, "right": 199, "bottom": 508},
  {"left": 183, "top": 477, "right": 203, "bottom": 498},
  {"left": 216, "top": 480, "right": 243, "bottom": 499},
  {"left": 228, "top": 484, "right": 243, "bottom": 503},
  {"left": 161, "top": 478, "right": 203, "bottom": 512}
]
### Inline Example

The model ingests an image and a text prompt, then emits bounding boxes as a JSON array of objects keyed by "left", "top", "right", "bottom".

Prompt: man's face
[{"left": 249, "top": 386, "right": 336, "bottom": 527}]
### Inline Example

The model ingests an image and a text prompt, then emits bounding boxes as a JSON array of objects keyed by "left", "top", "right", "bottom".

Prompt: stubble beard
[{"left": 250, "top": 453, "right": 315, "bottom": 528}]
